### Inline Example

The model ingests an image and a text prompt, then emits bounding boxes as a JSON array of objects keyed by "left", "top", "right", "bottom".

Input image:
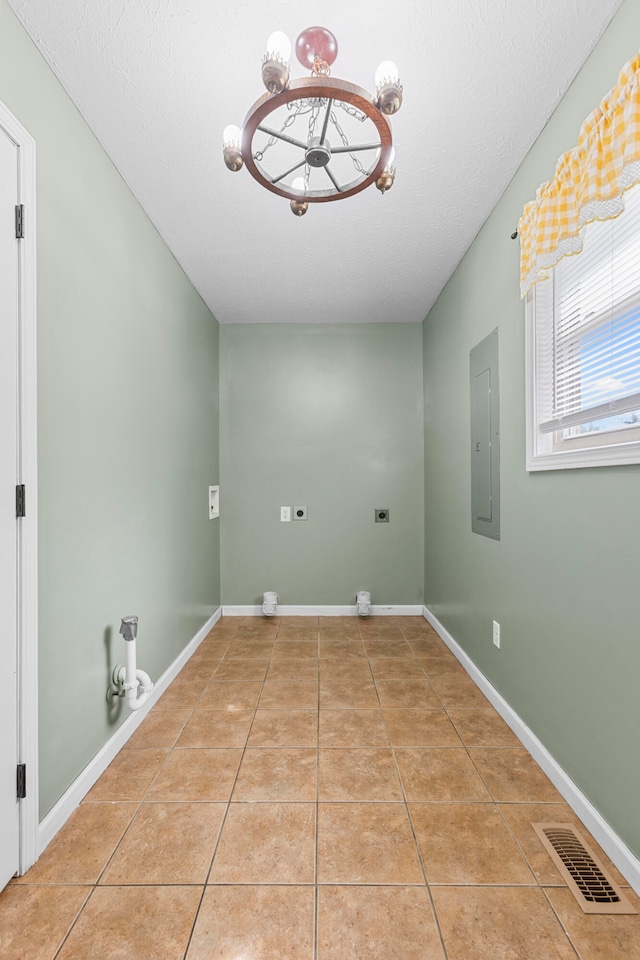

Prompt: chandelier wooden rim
[{"left": 241, "top": 76, "right": 393, "bottom": 203}]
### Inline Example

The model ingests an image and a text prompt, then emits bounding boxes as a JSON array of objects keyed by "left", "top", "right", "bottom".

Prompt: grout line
[
  {"left": 538, "top": 886, "right": 583, "bottom": 960},
  {"left": 401, "top": 635, "right": 550, "bottom": 897},
  {"left": 23, "top": 879, "right": 567, "bottom": 888},
  {"left": 369, "top": 637, "right": 451, "bottom": 960},
  {"left": 446, "top": 710, "right": 547, "bottom": 889},
  {"left": 98, "top": 622, "right": 237, "bottom": 960},
  {"left": 182, "top": 618, "right": 260, "bottom": 959},
  {"left": 51, "top": 885, "right": 94, "bottom": 960}
]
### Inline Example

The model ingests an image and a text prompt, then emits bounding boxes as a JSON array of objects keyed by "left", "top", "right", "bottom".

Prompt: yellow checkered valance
[{"left": 518, "top": 53, "right": 640, "bottom": 297}]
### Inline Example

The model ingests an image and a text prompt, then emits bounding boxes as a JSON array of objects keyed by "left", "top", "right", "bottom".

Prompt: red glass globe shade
[{"left": 295, "top": 26, "right": 338, "bottom": 70}]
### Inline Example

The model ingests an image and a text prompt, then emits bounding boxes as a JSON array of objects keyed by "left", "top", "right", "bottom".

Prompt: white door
[{"left": 0, "top": 122, "right": 20, "bottom": 890}]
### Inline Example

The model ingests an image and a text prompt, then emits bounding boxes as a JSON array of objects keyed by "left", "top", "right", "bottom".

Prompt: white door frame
[{"left": 0, "top": 98, "right": 38, "bottom": 874}]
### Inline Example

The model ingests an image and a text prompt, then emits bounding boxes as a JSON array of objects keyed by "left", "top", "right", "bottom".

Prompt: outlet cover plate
[
  {"left": 375, "top": 508, "right": 390, "bottom": 523},
  {"left": 281, "top": 506, "right": 291, "bottom": 522},
  {"left": 492, "top": 620, "right": 501, "bottom": 648},
  {"left": 209, "top": 486, "right": 220, "bottom": 520},
  {"left": 293, "top": 506, "right": 307, "bottom": 520}
]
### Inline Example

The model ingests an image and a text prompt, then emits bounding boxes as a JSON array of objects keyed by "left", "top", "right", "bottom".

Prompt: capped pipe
[
  {"left": 356, "top": 590, "right": 372, "bottom": 617},
  {"left": 107, "top": 615, "right": 154, "bottom": 711},
  {"left": 263, "top": 591, "right": 278, "bottom": 617}
]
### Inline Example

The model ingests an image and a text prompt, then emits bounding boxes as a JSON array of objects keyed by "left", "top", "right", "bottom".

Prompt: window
[{"left": 526, "top": 182, "right": 640, "bottom": 470}]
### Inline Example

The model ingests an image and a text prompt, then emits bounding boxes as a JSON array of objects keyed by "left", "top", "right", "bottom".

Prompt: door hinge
[
  {"left": 17, "top": 764, "right": 26, "bottom": 800},
  {"left": 15, "top": 204, "right": 24, "bottom": 239},
  {"left": 16, "top": 484, "right": 26, "bottom": 518}
]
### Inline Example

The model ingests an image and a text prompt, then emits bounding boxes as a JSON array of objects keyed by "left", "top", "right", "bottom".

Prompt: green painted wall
[
  {"left": 220, "top": 324, "right": 424, "bottom": 606},
  {"left": 423, "top": 0, "right": 640, "bottom": 857},
  {"left": 0, "top": 1, "right": 220, "bottom": 817}
]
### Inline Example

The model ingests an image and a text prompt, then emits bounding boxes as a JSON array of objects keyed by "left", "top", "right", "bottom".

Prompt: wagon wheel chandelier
[{"left": 222, "top": 26, "right": 403, "bottom": 216}]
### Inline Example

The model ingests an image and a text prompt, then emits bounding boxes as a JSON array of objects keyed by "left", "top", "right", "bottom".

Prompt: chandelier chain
[
  {"left": 308, "top": 100, "right": 321, "bottom": 141},
  {"left": 253, "top": 102, "right": 307, "bottom": 161},
  {"left": 335, "top": 101, "right": 367, "bottom": 123},
  {"left": 287, "top": 99, "right": 316, "bottom": 116},
  {"left": 330, "top": 110, "right": 367, "bottom": 175}
]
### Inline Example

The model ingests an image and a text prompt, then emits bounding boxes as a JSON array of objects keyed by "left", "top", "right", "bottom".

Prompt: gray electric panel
[{"left": 470, "top": 328, "right": 500, "bottom": 540}]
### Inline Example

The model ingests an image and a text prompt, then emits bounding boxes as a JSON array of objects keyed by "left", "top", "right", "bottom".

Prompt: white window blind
[{"left": 536, "top": 183, "right": 640, "bottom": 434}]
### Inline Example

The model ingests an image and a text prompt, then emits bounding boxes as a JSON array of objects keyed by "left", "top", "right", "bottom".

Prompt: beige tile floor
[{"left": 2, "top": 616, "right": 639, "bottom": 959}]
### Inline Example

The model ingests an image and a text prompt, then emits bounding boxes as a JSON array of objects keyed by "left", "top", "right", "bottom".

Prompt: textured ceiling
[{"left": 7, "top": 0, "right": 624, "bottom": 324}]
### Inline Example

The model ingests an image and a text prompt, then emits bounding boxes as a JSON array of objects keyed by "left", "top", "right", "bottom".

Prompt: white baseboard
[
  {"left": 423, "top": 605, "right": 640, "bottom": 896},
  {"left": 222, "top": 604, "right": 424, "bottom": 617},
  {"left": 36, "top": 606, "right": 222, "bottom": 859}
]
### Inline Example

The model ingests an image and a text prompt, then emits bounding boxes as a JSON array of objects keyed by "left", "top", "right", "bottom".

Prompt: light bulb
[
  {"left": 375, "top": 145, "right": 396, "bottom": 194},
  {"left": 295, "top": 27, "right": 338, "bottom": 70},
  {"left": 290, "top": 175, "right": 309, "bottom": 215},
  {"left": 266, "top": 31, "right": 291, "bottom": 62},
  {"left": 222, "top": 125, "right": 243, "bottom": 172},
  {"left": 375, "top": 61, "right": 402, "bottom": 115},
  {"left": 375, "top": 60, "right": 399, "bottom": 89},
  {"left": 222, "top": 124, "right": 241, "bottom": 148},
  {"left": 263, "top": 32, "right": 291, "bottom": 93}
]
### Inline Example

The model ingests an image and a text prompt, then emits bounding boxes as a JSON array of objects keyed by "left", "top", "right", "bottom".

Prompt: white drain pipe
[
  {"left": 356, "top": 590, "right": 372, "bottom": 617},
  {"left": 108, "top": 616, "right": 154, "bottom": 711},
  {"left": 263, "top": 591, "right": 278, "bottom": 617}
]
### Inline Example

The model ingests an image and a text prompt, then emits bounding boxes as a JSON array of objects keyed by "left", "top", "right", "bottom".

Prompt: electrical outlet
[
  {"left": 375, "top": 508, "right": 390, "bottom": 523},
  {"left": 293, "top": 506, "right": 307, "bottom": 520},
  {"left": 209, "top": 485, "right": 219, "bottom": 520},
  {"left": 492, "top": 620, "right": 501, "bottom": 649},
  {"left": 280, "top": 506, "right": 291, "bottom": 522}
]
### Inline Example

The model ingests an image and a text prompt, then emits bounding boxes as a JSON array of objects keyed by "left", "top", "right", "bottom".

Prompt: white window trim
[{"left": 525, "top": 285, "right": 640, "bottom": 470}]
